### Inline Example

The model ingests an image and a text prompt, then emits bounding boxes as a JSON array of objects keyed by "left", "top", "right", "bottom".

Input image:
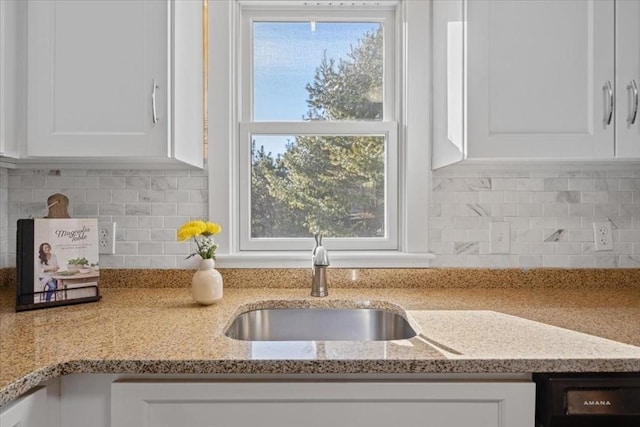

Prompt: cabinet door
[
  {"left": 27, "top": 0, "right": 167, "bottom": 158},
  {"left": 111, "top": 381, "right": 534, "bottom": 427},
  {"left": 0, "top": 387, "right": 48, "bottom": 427},
  {"left": 0, "top": 0, "right": 24, "bottom": 159},
  {"left": 616, "top": 0, "right": 640, "bottom": 158},
  {"left": 467, "top": 0, "right": 614, "bottom": 159}
]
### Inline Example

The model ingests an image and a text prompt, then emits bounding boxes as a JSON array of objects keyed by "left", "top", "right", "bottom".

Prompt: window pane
[
  {"left": 253, "top": 22, "right": 383, "bottom": 121},
  {"left": 251, "top": 134, "right": 386, "bottom": 238}
]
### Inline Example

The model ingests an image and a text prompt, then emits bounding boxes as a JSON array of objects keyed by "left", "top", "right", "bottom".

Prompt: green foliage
[{"left": 251, "top": 27, "right": 385, "bottom": 238}]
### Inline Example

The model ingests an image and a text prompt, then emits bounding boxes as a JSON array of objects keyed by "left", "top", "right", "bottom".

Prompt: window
[{"left": 209, "top": 0, "right": 431, "bottom": 267}]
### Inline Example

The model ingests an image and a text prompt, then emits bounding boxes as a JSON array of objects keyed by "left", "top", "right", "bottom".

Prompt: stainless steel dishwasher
[{"left": 534, "top": 373, "right": 640, "bottom": 427}]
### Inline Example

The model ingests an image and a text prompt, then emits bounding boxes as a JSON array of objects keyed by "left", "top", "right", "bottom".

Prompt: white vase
[{"left": 191, "top": 258, "right": 223, "bottom": 305}]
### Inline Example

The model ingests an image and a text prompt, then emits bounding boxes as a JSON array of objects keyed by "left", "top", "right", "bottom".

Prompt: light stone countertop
[{"left": 1, "top": 285, "right": 640, "bottom": 406}]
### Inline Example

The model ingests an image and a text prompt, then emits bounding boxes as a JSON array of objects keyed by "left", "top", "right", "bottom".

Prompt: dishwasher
[{"left": 534, "top": 373, "right": 640, "bottom": 427}]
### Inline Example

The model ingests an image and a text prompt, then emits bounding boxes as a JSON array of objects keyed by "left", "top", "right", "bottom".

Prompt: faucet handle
[{"left": 312, "top": 233, "right": 329, "bottom": 266}]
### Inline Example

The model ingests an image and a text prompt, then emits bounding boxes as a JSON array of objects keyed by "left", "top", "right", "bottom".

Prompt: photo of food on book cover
[{"left": 33, "top": 218, "right": 99, "bottom": 304}]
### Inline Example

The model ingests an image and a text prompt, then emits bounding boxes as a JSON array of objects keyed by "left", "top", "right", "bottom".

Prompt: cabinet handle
[
  {"left": 152, "top": 78, "right": 159, "bottom": 124},
  {"left": 627, "top": 80, "right": 638, "bottom": 125},
  {"left": 603, "top": 81, "right": 613, "bottom": 126}
]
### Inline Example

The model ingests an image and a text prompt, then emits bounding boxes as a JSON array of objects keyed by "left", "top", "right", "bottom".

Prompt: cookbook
[{"left": 16, "top": 218, "right": 101, "bottom": 311}]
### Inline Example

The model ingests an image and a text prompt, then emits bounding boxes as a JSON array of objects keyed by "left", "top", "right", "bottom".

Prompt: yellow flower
[
  {"left": 177, "top": 220, "right": 207, "bottom": 241},
  {"left": 177, "top": 219, "right": 222, "bottom": 259},
  {"left": 203, "top": 221, "right": 221, "bottom": 236}
]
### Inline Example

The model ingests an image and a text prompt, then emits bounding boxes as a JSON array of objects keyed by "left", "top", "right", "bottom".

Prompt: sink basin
[{"left": 224, "top": 307, "right": 417, "bottom": 341}]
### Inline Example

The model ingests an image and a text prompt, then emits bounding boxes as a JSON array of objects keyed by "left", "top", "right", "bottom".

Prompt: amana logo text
[{"left": 583, "top": 400, "right": 612, "bottom": 406}]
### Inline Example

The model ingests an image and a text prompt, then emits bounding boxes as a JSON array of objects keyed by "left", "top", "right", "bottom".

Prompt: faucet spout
[{"left": 311, "top": 233, "right": 329, "bottom": 297}]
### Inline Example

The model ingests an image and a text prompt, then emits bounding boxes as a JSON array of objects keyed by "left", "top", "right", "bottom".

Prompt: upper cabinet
[
  {"left": 433, "top": 0, "right": 640, "bottom": 168},
  {"left": 0, "top": 0, "right": 25, "bottom": 160},
  {"left": 616, "top": 0, "right": 640, "bottom": 158},
  {"left": 2, "top": 0, "right": 203, "bottom": 168}
]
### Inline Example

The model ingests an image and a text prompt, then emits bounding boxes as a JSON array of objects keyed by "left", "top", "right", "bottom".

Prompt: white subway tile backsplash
[
  {"left": 74, "top": 203, "right": 99, "bottom": 216},
  {"left": 112, "top": 190, "right": 138, "bottom": 203},
  {"left": 151, "top": 203, "right": 178, "bottom": 216},
  {"left": 489, "top": 178, "right": 516, "bottom": 191},
  {"left": 189, "top": 189, "right": 208, "bottom": 203},
  {"left": 46, "top": 176, "right": 74, "bottom": 188},
  {"left": 176, "top": 203, "right": 207, "bottom": 217},
  {"left": 1, "top": 162, "right": 638, "bottom": 270},
  {"left": 99, "top": 176, "right": 126, "bottom": 189},
  {"left": 20, "top": 176, "right": 46, "bottom": 188},
  {"left": 164, "top": 242, "right": 189, "bottom": 255},
  {"left": 138, "top": 242, "right": 164, "bottom": 255},
  {"left": 73, "top": 176, "right": 100, "bottom": 189},
  {"left": 165, "top": 190, "right": 190, "bottom": 203},
  {"left": 543, "top": 178, "right": 568, "bottom": 191},
  {"left": 164, "top": 216, "right": 191, "bottom": 228},
  {"left": 620, "top": 255, "right": 640, "bottom": 267},
  {"left": 125, "top": 203, "right": 152, "bottom": 216},
  {"left": 150, "top": 255, "right": 177, "bottom": 268},
  {"left": 98, "top": 255, "right": 124, "bottom": 268},
  {"left": 86, "top": 190, "right": 113, "bottom": 203},
  {"left": 112, "top": 215, "right": 138, "bottom": 228},
  {"left": 177, "top": 176, "right": 206, "bottom": 190},
  {"left": 139, "top": 216, "right": 164, "bottom": 228},
  {"left": 580, "top": 191, "right": 608, "bottom": 204},
  {"left": 115, "top": 241, "right": 137, "bottom": 255},
  {"left": 125, "top": 229, "right": 150, "bottom": 242},
  {"left": 99, "top": 203, "right": 126, "bottom": 216},
  {"left": 594, "top": 203, "right": 619, "bottom": 218},
  {"left": 125, "top": 176, "right": 151, "bottom": 189},
  {"left": 150, "top": 229, "right": 175, "bottom": 242},
  {"left": 594, "top": 178, "right": 618, "bottom": 191},
  {"left": 9, "top": 189, "right": 34, "bottom": 202},
  {"left": 151, "top": 177, "right": 178, "bottom": 190},
  {"left": 125, "top": 256, "right": 151, "bottom": 268},
  {"left": 138, "top": 189, "right": 165, "bottom": 203},
  {"left": 568, "top": 203, "right": 594, "bottom": 217},
  {"left": 619, "top": 179, "right": 640, "bottom": 191}
]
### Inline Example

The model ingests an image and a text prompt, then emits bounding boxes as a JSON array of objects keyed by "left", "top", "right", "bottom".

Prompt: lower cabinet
[
  {"left": 0, "top": 387, "right": 48, "bottom": 427},
  {"left": 111, "top": 381, "right": 535, "bottom": 427}
]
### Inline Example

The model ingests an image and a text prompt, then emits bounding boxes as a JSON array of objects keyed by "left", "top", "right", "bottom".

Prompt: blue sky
[{"left": 252, "top": 21, "right": 380, "bottom": 156}]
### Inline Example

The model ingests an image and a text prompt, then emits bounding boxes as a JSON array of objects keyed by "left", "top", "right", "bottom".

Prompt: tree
[{"left": 251, "top": 27, "right": 385, "bottom": 238}]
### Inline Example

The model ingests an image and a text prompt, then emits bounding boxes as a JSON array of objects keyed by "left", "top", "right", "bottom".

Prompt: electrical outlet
[
  {"left": 99, "top": 222, "right": 116, "bottom": 255},
  {"left": 490, "top": 222, "right": 510, "bottom": 254},
  {"left": 593, "top": 221, "right": 613, "bottom": 251}
]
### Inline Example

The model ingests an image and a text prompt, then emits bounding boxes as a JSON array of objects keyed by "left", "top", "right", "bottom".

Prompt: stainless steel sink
[{"left": 224, "top": 307, "right": 417, "bottom": 341}]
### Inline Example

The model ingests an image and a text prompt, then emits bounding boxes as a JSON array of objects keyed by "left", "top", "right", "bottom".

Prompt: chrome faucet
[{"left": 311, "top": 233, "right": 329, "bottom": 297}]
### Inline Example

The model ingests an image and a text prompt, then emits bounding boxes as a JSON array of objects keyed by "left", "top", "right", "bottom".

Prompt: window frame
[{"left": 208, "top": 0, "right": 432, "bottom": 267}]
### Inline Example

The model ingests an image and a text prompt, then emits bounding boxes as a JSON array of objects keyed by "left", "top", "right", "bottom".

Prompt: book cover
[{"left": 18, "top": 218, "right": 101, "bottom": 309}]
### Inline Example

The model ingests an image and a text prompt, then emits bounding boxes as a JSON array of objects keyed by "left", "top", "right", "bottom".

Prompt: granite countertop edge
[{"left": 3, "top": 357, "right": 640, "bottom": 407}]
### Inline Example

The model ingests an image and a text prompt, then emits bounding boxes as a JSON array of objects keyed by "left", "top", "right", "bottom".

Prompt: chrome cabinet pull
[
  {"left": 627, "top": 80, "right": 638, "bottom": 125},
  {"left": 603, "top": 80, "right": 613, "bottom": 126},
  {"left": 152, "top": 78, "right": 159, "bottom": 124}
]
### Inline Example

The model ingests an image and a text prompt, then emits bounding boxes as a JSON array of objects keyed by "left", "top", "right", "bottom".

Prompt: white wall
[{"left": 2, "top": 163, "right": 639, "bottom": 269}]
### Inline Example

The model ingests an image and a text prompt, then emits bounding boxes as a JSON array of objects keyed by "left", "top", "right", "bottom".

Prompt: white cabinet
[
  {"left": 466, "top": 0, "right": 614, "bottom": 160},
  {"left": 0, "top": 0, "right": 25, "bottom": 159},
  {"left": 616, "top": 0, "right": 640, "bottom": 158},
  {"left": 111, "top": 381, "right": 535, "bottom": 427},
  {"left": 25, "top": 0, "right": 203, "bottom": 168},
  {"left": 0, "top": 387, "right": 48, "bottom": 427},
  {"left": 432, "top": 0, "right": 640, "bottom": 168}
]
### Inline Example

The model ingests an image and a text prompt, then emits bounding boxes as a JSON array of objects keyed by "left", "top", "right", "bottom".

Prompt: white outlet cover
[
  {"left": 593, "top": 221, "right": 613, "bottom": 251},
  {"left": 98, "top": 222, "right": 116, "bottom": 255}
]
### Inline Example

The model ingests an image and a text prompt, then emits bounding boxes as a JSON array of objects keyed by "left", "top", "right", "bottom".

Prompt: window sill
[{"left": 215, "top": 251, "right": 434, "bottom": 269}]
